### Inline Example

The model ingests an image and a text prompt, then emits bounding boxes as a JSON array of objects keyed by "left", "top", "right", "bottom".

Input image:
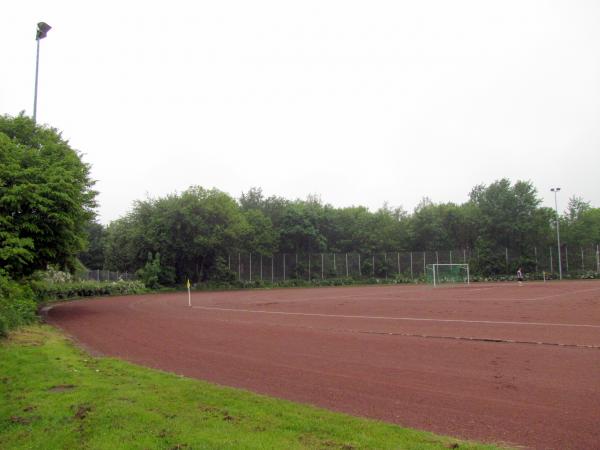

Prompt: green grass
[{"left": 1, "top": 325, "right": 506, "bottom": 450}]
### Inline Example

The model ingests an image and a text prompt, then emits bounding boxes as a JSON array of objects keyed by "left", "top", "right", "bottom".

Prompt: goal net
[{"left": 425, "top": 264, "right": 470, "bottom": 287}]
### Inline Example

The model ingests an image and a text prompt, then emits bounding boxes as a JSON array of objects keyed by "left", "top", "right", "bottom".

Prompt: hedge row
[{"left": 31, "top": 280, "right": 147, "bottom": 302}]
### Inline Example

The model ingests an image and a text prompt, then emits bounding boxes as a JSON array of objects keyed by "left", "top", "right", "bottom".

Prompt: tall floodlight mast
[{"left": 33, "top": 22, "right": 52, "bottom": 123}]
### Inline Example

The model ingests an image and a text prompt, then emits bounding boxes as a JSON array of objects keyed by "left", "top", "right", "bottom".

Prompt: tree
[
  {"left": 0, "top": 114, "right": 97, "bottom": 277},
  {"left": 78, "top": 220, "right": 106, "bottom": 269}
]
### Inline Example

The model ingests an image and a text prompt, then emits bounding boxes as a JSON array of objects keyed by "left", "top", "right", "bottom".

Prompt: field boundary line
[
  {"left": 191, "top": 306, "right": 600, "bottom": 328},
  {"left": 356, "top": 330, "right": 600, "bottom": 349}
]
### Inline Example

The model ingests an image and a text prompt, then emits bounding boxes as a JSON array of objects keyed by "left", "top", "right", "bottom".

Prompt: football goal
[{"left": 425, "top": 264, "right": 470, "bottom": 287}]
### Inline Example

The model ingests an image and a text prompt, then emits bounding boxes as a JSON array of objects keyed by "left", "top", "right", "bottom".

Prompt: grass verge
[{"left": 1, "top": 325, "right": 506, "bottom": 450}]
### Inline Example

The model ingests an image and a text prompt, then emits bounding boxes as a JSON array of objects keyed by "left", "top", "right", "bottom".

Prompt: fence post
[
  {"left": 423, "top": 252, "right": 426, "bottom": 274},
  {"left": 564, "top": 246, "right": 569, "bottom": 273},
  {"left": 228, "top": 254, "right": 231, "bottom": 271},
  {"left": 295, "top": 253, "right": 298, "bottom": 279},
  {"left": 283, "top": 254, "right": 286, "bottom": 281},
  {"left": 372, "top": 255, "right": 375, "bottom": 277},
  {"left": 345, "top": 253, "right": 349, "bottom": 277},
  {"left": 260, "top": 254, "right": 263, "bottom": 281},
  {"left": 333, "top": 253, "right": 336, "bottom": 276},
  {"left": 238, "top": 253, "right": 241, "bottom": 281},
  {"left": 249, "top": 253, "right": 252, "bottom": 282},
  {"left": 271, "top": 255, "right": 274, "bottom": 283},
  {"left": 449, "top": 250, "right": 453, "bottom": 265},
  {"left": 358, "top": 254, "right": 362, "bottom": 277},
  {"left": 384, "top": 253, "right": 388, "bottom": 279},
  {"left": 581, "top": 247, "right": 584, "bottom": 270},
  {"left": 596, "top": 244, "right": 599, "bottom": 273},
  {"left": 550, "top": 247, "right": 553, "bottom": 274},
  {"left": 534, "top": 247, "right": 538, "bottom": 273},
  {"left": 97, "top": 269, "right": 100, "bottom": 282},
  {"left": 505, "top": 248, "right": 509, "bottom": 273},
  {"left": 397, "top": 252, "right": 400, "bottom": 276},
  {"left": 435, "top": 251, "right": 439, "bottom": 265},
  {"left": 463, "top": 248, "right": 466, "bottom": 264},
  {"left": 410, "top": 251, "right": 413, "bottom": 279},
  {"left": 321, "top": 253, "right": 324, "bottom": 280},
  {"left": 308, "top": 254, "right": 311, "bottom": 281}
]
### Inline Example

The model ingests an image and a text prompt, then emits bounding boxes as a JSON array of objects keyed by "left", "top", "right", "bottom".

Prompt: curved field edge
[{"left": 0, "top": 326, "right": 509, "bottom": 450}]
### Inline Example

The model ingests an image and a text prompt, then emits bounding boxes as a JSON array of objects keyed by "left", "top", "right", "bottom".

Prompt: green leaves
[{"left": 0, "top": 114, "right": 96, "bottom": 277}]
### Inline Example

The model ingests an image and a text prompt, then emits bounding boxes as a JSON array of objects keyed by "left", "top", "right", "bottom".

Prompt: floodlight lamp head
[{"left": 36, "top": 22, "right": 52, "bottom": 40}]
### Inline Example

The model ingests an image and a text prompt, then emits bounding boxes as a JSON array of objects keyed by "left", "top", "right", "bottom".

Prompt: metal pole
[
  {"left": 33, "top": 39, "right": 41, "bottom": 123},
  {"left": 581, "top": 248, "right": 584, "bottom": 271},
  {"left": 345, "top": 253, "right": 348, "bottom": 277},
  {"left": 32, "top": 23, "right": 51, "bottom": 123},
  {"left": 551, "top": 188, "right": 563, "bottom": 280},
  {"left": 271, "top": 255, "right": 274, "bottom": 283},
  {"left": 435, "top": 251, "right": 439, "bottom": 265},
  {"left": 550, "top": 247, "right": 553, "bottom": 274},
  {"left": 384, "top": 253, "right": 388, "bottom": 280},
  {"left": 372, "top": 255, "right": 375, "bottom": 277},
  {"left": 596, "top": 244, "right": 599, "bottom": 274},
  {"left": 333, "top": 253, "right": 336, "bottom": 276},
  {"left": 238, "top": 253, "right": 241, "bottom": 281},
  {"left": 397, "top": 252, "right": 400, "bottom": 276},
  {"left": 358, "top": 254, "right": 361, "bottom": 277},
  {"left": 321, "top": 253, "right": 324, "bottom": 280},
  {"left": 249, "top": 253, "right": 252, "bottom": 282},
  {"left": 283, "top": 254, "right": 286, "bottom": 281},
  {"left": 260, "top": 254, "right": 263, "bottom": 281},
  {"left": 449, "top": 250, "right": 453, "bottom": 265},
  {"left": 534, "top": 247, "right": 538, "bottom": 273},
  {"left": 410, "top": 251, "right": 413, "bottom": 279}
]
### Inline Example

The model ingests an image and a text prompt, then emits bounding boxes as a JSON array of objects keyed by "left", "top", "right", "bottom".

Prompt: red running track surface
[{"left": 46, "top": 280, "right": 600, "bottom": 449}]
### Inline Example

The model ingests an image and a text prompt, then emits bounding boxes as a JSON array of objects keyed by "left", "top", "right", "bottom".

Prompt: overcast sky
[{"left": 3, "top": 1, "right": 600, "bottom": 224}]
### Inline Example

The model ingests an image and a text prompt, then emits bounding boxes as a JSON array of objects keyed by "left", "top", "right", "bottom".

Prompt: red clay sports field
[{"left": 46, "top": 280, "right": 600, "bottom": 449}]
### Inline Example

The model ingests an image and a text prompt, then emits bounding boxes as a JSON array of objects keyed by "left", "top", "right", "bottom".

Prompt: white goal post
[{"left": 426, "top": 263, "right": 470, "bottom": 287}]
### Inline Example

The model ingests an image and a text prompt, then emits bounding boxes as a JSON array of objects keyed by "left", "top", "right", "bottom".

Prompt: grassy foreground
[{"left": 1, "top": 326, "right": 504, "bottom": 450}]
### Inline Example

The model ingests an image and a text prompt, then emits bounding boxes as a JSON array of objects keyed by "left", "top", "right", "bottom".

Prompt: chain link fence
[
  {"left": 228, "top": 245, "right": 600, "bottom": 282},
  {"left": 81, "top": 269, "right": 135, "bottom": 282}
]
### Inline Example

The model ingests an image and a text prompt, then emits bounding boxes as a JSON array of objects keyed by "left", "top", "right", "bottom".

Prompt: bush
[
  {"left": 191, "top": 276, "right": 416, "bottom": 291},
  {"left": 0, "top": 274, "right": 37, "bottom": 337},
  {"left": 31, "top": 280, "right": 147, "bottom": 303}
]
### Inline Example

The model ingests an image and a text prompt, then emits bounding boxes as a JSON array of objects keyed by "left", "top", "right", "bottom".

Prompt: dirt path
[{"left": 46, "top": 281, "right": 600, "bottom": 449}]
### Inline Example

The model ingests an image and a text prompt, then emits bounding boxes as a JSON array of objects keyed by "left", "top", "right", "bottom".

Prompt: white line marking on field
[{"left": 191, "top": 306, "right": 600, "bottom": 328}]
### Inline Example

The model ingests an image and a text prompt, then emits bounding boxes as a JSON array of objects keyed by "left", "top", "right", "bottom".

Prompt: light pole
[
  {"left": 33, "top": 22, "right": 52, "bottom": 124},
  {"left": 551, "top": 187, "right": 562, "bottom": 280}
]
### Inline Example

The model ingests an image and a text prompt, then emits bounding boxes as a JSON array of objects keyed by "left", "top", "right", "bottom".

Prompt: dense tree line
[{"left": 84, "top": 181, "right": 599, "bottom": 284}]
